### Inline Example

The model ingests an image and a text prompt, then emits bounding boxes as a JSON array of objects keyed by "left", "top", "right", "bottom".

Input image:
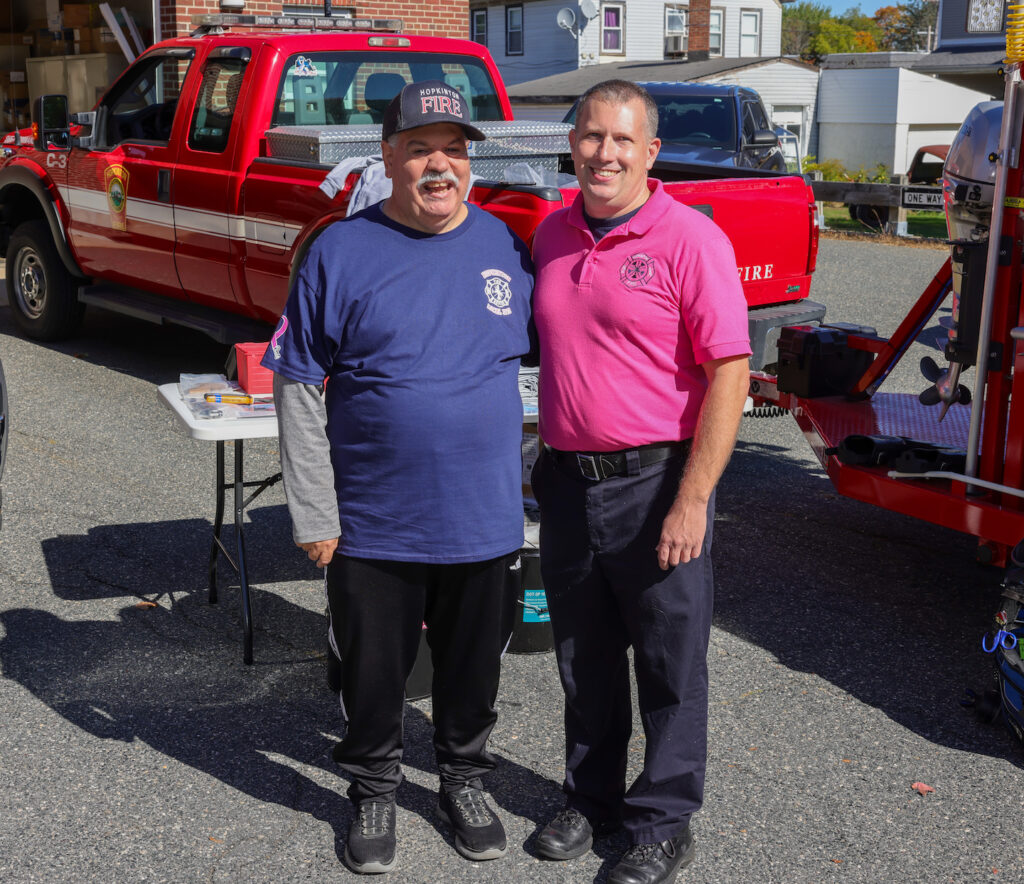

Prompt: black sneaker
[
  {"left": 344, "top": 796, "right": 397, "bottom": 874},
  {"left": 608, "top": 826, "right": 695, "bottom": 884},
  {"left": 436, "top": 782, "right": 507, "bottom": 861},
  {"left": 535, "top": 807, "right": 595, "bottom": 860}
]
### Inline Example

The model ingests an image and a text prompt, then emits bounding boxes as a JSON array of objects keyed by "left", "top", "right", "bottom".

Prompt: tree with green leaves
[
  {"left": 808, "top": 18, "right": 864, "bottom": 56},
  {"left": 876, "top": 0, "right": 939, "bottom": 51},
  {"left": 783, "top": 0, "right": 937, "bottom": 61},
  {"left": 782, "top": 1, "right": 832, "bottom": 58},
  {"left": 838, "top": 6, "right": 884, "bottom": 48}
]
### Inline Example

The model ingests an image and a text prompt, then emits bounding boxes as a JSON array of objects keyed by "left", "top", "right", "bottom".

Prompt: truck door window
[
  {"left": 271, "top": 52, "right": 502, "bottom": 128},
  {"left": 105, "top": 54, "right": 193, "bottom": 146},
  {"left": 742, "top": 104, "right": 756, "bottom": 142},
  {"left": 743, "top": 100, "right": 771, "bottom": 142},
  {"left": 188, "top": 56, "right": 248, "bottom": 153}
]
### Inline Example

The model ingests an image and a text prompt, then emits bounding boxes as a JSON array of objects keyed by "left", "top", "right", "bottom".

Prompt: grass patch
[{"left": 822, "top": 206, "right": 947, "bottom": 239}]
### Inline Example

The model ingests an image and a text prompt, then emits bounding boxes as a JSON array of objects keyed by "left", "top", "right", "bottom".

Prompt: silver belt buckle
[{"left": 576, "top": 454, "right": 600, "bottom": 481}]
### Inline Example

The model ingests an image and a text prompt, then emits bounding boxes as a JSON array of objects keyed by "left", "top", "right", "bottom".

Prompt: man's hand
[
  {"left": 655, "top": 354, "right": 748, "bottom": 571},
  {"left": 299, "top": 538, "right": 339, "bottom": 568},
  {"left": 657, "top": 496, "right": 707, "bottom": 570}
]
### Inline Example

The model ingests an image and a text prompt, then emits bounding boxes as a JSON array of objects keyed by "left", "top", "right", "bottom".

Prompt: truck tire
[
  {"left": 6, "top": 219, "right": 84, "bottom": 340},
  {"left": 848, "top": 204, "right": 884, "bottom": 229}
]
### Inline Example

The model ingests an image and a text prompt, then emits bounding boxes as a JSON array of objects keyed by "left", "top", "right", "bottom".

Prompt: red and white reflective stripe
[{"left": 57, "top": 184, "right": 300, "bottom": 247}]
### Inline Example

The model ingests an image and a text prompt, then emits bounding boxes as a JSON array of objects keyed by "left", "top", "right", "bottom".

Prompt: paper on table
[{"left": 179, "top": 373, "right": 275, "bottom": 420}]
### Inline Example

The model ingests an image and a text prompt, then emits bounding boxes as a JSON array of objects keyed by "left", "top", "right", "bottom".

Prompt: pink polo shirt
[{"left": 533, "top": 180, "right": 751, "bottom": 451}]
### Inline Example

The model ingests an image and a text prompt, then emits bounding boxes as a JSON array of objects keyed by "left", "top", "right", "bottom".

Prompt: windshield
[
  {"left": 272, "top": 51, "right": 503, "bottom": 127},
  {"left": 653, "top": 96, "right": 736, "bottom": 149},
  {"left": 563, "top": 94, "right": 737, "bottom": 150}
]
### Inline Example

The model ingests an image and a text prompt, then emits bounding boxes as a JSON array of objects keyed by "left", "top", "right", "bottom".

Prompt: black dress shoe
[
  {"left": 535, "top": 807, "right": 593, "bottom": 860},
  {"left": 535, "top": 806, "right": 618, "bottom": 860},
  {"left": 608, "top": 826, "right": 695, "bottom": 884}
]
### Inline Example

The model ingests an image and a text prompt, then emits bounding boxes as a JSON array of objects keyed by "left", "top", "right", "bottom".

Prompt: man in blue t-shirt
[{"left": 262, "top": 80, "right": 534, "bottom": 875}]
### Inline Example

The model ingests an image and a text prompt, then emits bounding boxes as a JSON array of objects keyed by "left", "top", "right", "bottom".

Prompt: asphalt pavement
[{"left": 0, "top": 238, "right": 1022, "bottom": 884}]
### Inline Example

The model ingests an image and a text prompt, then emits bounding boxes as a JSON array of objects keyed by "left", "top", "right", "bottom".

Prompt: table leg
[
  {"left": 235, "top": 438, "right": 254, "bottom": 665},
  {"left": 209, "top": 440, "right": 225, "bottom": 605}
]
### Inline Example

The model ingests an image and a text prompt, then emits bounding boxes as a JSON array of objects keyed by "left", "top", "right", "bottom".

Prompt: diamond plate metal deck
[{"left": 801, "top": 393, "right": 971, "bottom": 450}]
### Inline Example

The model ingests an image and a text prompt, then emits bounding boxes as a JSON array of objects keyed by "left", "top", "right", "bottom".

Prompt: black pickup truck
[{"left": 564, "top": 81, "right": 786, "bottom": 176}]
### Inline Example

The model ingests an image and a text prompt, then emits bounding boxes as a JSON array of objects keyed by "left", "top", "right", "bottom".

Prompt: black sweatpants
[
  {"left": 326, "top": 552, "right": 518, "bottom": 803},
  {"left": 532, "top": 446, "right": 715, "bottom": 844}
]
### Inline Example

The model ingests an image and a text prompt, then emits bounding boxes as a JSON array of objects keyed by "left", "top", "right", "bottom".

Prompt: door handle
[{"left": 157, "top": 169, "right": 171, "bottom": 202}]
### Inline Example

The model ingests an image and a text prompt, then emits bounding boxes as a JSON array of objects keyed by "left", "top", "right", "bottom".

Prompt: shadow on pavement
[
  {"left": 713, "top": 438, "right": 1022, "bottom": 766},
  {"left": 4, "top": 518, "right": 562, "bottom": 855},
  {"left": 40, "top": 506, "right": 302, "bottom": 601},
  {"left": 0, "top": 301, "right": 239, "bottom": 386}
]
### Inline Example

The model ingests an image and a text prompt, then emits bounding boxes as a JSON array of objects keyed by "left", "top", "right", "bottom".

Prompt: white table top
[
  {"left": 159, "top": 379, "right": 538, "bottom": 442},
  {"left": 158, "top": 383, "right": 280, "bottom": 442}
]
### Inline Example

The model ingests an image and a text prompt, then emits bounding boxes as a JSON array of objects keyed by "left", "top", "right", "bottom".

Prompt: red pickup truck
[{"left": 0, "top": 13, "right": 823, "bottom": 370}]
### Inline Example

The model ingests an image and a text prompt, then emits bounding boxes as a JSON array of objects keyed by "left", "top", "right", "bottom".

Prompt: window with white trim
[
  {"left": 740, "top": 9, "right": 761, "bottom": 56},
  {"left": 506, "top": 5, "right": 523, "bottom": 55},
  {"left": 664, "top": 5, "right": 688, "bottom": 58},
  {"left": 709, "top": 9, "right": 723, "bottom": 56},
  {"left": 471, "top": 8, "right": 487, "bottom": 45},
  {"left": 602, "top": 3, "right": 625, "bottom": 54}
]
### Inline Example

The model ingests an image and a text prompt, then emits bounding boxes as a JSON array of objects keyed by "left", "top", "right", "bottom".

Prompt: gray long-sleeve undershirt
[{"left": 273, "top": 371, "right": 341, "bottom": 545}]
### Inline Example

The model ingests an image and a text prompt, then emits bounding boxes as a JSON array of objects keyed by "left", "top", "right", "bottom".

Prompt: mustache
[{"left": 417, "top": 170, "right": 460, "bottom": 190}]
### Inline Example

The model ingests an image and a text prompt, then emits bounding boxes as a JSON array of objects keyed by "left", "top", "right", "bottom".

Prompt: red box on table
[{"left": 235, "top": 342, "right": 274, "bottom": 395}]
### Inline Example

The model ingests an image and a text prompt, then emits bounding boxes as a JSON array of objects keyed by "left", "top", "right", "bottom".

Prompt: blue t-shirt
[{"left": 263, "top": 202, "right": 535, "bottom": 563}]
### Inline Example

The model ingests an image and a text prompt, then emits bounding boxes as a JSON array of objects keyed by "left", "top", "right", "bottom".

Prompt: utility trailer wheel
[
  {"left": 6, "top": 219, "right": 84, "bottom": 341},
  {"left": 848, "top": 203, "right": 885, "bottom": 229}
]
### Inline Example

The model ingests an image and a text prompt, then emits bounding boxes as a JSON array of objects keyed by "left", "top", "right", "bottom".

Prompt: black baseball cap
[{"left": 381, "top": 80, "right": 486, "bottom": 142}]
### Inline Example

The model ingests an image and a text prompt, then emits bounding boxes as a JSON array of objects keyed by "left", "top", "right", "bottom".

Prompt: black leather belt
[{"left": 547, "top": 440, "right": 691, "bottom": 482}]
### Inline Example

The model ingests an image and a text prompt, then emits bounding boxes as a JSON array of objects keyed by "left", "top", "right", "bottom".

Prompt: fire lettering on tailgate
[{"left": 737, "top": 264, "right": 773, "bottom": 282}]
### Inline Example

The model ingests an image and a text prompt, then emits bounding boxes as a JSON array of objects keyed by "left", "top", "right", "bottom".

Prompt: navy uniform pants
[
  {"left": 531, "top": 445, "right": 714, "bottom": 844},
  {"left": 326, "top": 553, "right": 518, "bottom": 803}
]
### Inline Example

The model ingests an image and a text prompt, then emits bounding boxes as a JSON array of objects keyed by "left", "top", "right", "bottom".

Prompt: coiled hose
[{"left": 745, "top": 405, "right": 790, "bottom": 419}]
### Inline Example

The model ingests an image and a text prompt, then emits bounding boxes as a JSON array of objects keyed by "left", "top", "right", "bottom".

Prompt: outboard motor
[{"left": 920, "top": 101, "right": 1002, "bottom": 419}]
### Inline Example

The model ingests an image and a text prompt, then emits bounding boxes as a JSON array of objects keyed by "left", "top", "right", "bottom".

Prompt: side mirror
[
  {"left": 747, "top": 129, "right": 779, "bottom": 148},
  {"left": 70, "top": 110, "right": 99, "bottom": 150},
  {"left": 31, "top": 94, "right": 71, "bottom": 151}
]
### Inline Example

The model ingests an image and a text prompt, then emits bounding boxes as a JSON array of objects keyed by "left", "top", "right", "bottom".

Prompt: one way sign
[{"left": 901, "top": 186, "right": 943, "bottom": 209}]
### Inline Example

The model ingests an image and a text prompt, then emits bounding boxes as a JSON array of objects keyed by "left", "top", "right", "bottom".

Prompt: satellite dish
[
  {"left": 556, "top": 7, "right": 576, "bottom": 30},
  {"left": 580, "top": 0, "right": 599, "bottom": 21}
]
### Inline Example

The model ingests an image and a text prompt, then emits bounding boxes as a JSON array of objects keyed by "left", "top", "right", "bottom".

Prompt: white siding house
[
  {"left": 471, "top": 0, "right": 785, "bottom": 86},
  {"left": 720, "top": 2, "right": 782, "bottom": 59},
  {"left": 817, "top": 67, "right": 992, "bottom": 174},
  {"left": 475, "top": 0, "right": 581, "bottom": 85}
]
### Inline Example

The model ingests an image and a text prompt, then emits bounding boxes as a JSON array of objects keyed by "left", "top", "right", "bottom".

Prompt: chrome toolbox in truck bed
[{"left": 265, "top": 120, "right": 573, "bottom": 176}]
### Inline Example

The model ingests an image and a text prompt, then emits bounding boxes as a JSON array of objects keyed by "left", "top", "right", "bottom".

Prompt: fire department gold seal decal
[{"left": 104, "top": 163, "right": 129, "bottom": 231}]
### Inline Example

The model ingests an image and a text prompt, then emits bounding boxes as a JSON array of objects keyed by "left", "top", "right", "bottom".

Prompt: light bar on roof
[{"left": 191, "top": 13, "right": 403, "bottom": 32}]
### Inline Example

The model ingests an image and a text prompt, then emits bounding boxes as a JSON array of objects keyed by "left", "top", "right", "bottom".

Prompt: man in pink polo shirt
[{"left": 530, "top": 80, "right": 751, "bottom": 884}]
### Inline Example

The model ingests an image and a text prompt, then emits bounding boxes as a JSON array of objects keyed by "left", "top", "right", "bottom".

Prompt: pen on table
[{"left": 204, "top": 393, "right": 253, "bottom": 405}]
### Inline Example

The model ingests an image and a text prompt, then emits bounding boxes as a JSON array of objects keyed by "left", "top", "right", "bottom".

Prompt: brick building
[
  {"left": 0, "top": 1, "right": 467, "bottom": 44},
  {"left": 0, "top": 1, "right": 470, "bottom": 130},
  {"left": 157, "top": 0, "right": 469, "bottom": 42}
]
